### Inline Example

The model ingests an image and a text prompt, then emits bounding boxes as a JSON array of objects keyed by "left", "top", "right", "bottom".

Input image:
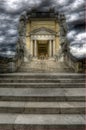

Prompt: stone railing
[{"left": 64, "top": 52, "right": 85, "bottom": 73}]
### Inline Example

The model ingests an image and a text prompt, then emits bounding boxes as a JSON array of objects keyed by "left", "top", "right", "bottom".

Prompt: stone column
[
  {"left": 30, "top": 40, "right": 33, "bottom": 56},
  {"left": 49, "top": 40, "right": 52, "bottom": 57},
  {"left": 53, "top": 40, "right": 55, "bottom": 56},
  {"left": 34, "top": 40, "right": 37, "bottom": 57}
]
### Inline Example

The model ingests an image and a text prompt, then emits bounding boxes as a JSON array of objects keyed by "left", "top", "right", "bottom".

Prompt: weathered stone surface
[
  {"left": 0, "top": 101, "right": 84, "bottom": 114},
  {"left": 0, "top": 72, "right": 84, "bottom": 129},
  {"left": 0, "top": 114, "right": 84, "bottom": 125}
]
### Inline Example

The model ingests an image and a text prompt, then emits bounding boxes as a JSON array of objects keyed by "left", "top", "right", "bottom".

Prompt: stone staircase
[
  {"left": 19, "top": 60, "right": 74, "bottom": 73},
  {"left": 0, "top": 73, "right": 85, "bottom": 130}
]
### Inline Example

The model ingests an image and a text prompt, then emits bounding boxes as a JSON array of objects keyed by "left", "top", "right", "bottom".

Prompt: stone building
[
  {"left": 0, "top": 9, "right": 84, "bottom": 72},
  {"left": 19, "top": 9, "right": 85, "bottom": 72},
  {"left": 25, "top": 10, "right": 60, "bottom": 60}
]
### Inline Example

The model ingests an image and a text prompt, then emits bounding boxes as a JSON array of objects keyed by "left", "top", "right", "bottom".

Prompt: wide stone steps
[
  {"left": 0, "top": 101, "right": 84, "bottom": 114},
  {"left": 0, "top": 88, "right": 84, "bottom": 101},
  {"left": 0, "top": 83, "right": 84, "bottom": 88},
  {"left": 0, "top": 73, "right": 84, "bottom": 88},
  {"left": 0, "top": 73, "right": 84, "bottom": 78},
  {"left": 0, "top": 78, "right": 84, "bottom": 83},
  {"left": 0, "top": 114, "right": 84, "bottom": 130},
  {"left": 18, "top": 69, "right": 73, "bottom": 73},
  {"left": 0, "top": 73, "right": 85, "bottom": 130},
  {"left": 18, "top": 61, "right": 75, "bottom": 73},
  {"left": 18, "top": 62, "right": 73, "bottom": 72}
]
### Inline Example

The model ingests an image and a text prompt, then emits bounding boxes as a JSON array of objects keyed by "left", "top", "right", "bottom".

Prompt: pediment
[{"left": 30, "top": 27, "right": 56, "bottom": 35}]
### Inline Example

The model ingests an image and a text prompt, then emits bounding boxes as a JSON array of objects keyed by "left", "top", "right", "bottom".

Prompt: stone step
[
  {"left": 0, "top": 114, "right": 84, "bottom": 130},
  {"left": 0, "top": 101, "right": 84, "bottom": 114},
  {"left": 0, "top": 73, "right": 84, "bottom": 79},
  {"left": 19, "top": 65, "right": 73, "bottom": 68},
  {"left": 18, "top": 69, "right": 73, "bottom": 73},
  {"left": 0, "top": 78, "right": 84, "bottom": 83},
  {"left": 0, "top": 83, "right": 84, "bottom": 88},
  {"left": 0, "top": 88, "right": 84, "bottom": 101}
]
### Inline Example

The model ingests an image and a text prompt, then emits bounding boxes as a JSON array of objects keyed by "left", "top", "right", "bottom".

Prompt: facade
[
  {"left": 0, "top": 9, "right": 84, "bottom": 72},
  {"left": 17, "top": 9, "right": 85, "bottom": 72},
  {"left": 25, "top": 10, "right": 61, "bottom": 59}
]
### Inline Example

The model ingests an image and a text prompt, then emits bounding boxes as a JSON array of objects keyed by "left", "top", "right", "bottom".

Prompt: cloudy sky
[{"left": 0, "top": 0, "right": 85, "bottom": 58}]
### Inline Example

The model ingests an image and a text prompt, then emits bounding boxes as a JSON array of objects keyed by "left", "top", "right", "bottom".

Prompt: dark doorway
[{"left": 38, "top": 40, "right": 48, "bottom": 59}]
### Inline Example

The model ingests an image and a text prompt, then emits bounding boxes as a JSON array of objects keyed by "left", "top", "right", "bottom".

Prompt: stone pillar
[
  {"left": 30, "top": 40, "right": 33, "bottom": 56},
  {"left": 34, "top": 40, "right": 37, "bottom": 57},
  {"left": 49, "top": 40, "right": 52, "bottom": 57},
  {"left": 53, "top": 40, "right": 55, "bottom": 56}
]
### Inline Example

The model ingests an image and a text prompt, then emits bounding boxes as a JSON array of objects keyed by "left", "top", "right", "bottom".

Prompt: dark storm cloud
[
  {"left": 53, "top": 0, "right": 85, "bottom": 58},
  {"left": 0, "top": 0, "right": 85, "bottom": 58}
]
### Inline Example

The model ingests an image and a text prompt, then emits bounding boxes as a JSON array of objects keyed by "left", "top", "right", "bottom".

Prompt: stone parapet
[{"left": 64, "top": 52, "right": 85, "bottom": 73}]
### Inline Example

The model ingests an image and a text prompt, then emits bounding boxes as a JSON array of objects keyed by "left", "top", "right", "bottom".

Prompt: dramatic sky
[{"left": 0, "top": 0, "right": 85, "bottom": 58}]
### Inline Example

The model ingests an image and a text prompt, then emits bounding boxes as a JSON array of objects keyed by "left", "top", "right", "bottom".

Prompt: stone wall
[{"left": 64, "top": 53, "right": 85, "bottom": 73}]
